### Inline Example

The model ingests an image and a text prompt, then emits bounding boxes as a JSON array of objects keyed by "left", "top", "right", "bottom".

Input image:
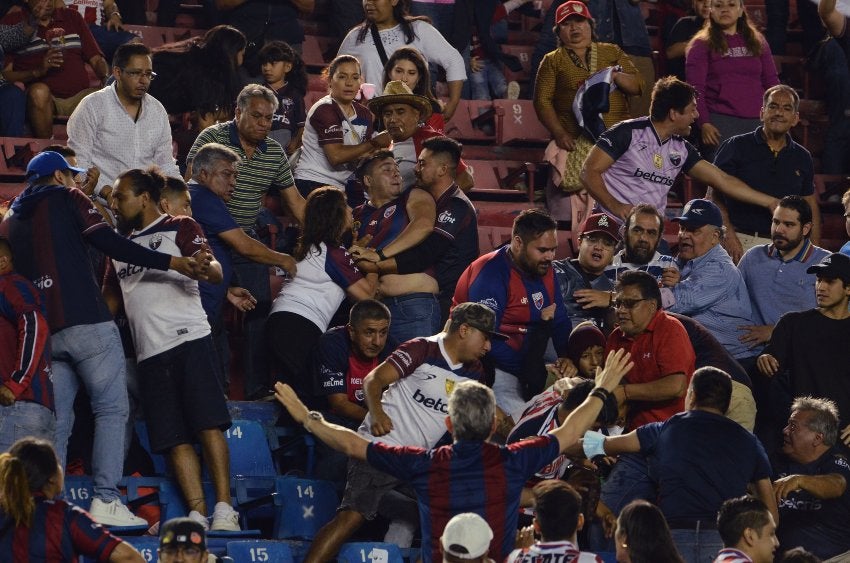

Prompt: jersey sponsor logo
[
  {"left": 148, "top": 233, "right": 163, "bottom": 250},
  {"left": 532, "top": 291, "right": 544, "bottom": 310},
  {"left": 478, "top": 297, "right": 500, "bottom": 312},
  {"left": 324, "top": 124, "right": 342, "bottom": 134},
  {"left": 834, "top": 455, "right": 850, "bottom": 470},
  {"left": 88, "top": 207, "right": 100, "bottom": 215},
  {"left": 521, "top": 297, "right": 528, "bottom": 305},
  {"left": 369, "top": 220, "right": 378, "bottom": 226},
  {"left": 669, "top": 152, "right": 682, "bottom": 166},
  {"left": 394, "top": 349, "right": 413, "bottom": 368},
  {"left": 192, "top": 235, "right": 206, "bottom": 245},
  {"left": 412, "top": 388, "right": 449, "bottom": 413},
  {"left": 642, "top": 352, "right": 651, "bottom": 359},
  {"left": 778, "top": 497, "right": 822, "bottom": 511},
  {"left": 632, "top": 168, "right": 674, "bottom": 186},
  {"left": 177, "top": 328, "right": 188, "bottom": 335},
  {"left": 323, "top": 377, "right": 344, "bottom": 388},
  {"left": 33, "top": 275, "right": 54, "bottom": 289},
  {"left": 383, "top": 205, "right": 397, "bottom": 219},
  {"left": 438, "top": 210, "right": 455, "bottom": 224},
  {"left": 116, "top": 263, "right": 148, "bottom": 279}
]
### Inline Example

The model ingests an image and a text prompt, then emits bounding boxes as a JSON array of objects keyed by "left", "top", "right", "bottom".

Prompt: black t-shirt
[{"left": 774, "top": 447, "right": 850, "bottom": 560}]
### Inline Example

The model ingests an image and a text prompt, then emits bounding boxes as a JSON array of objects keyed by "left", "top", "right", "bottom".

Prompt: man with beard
[
  {"left": 605, "top": 204, "right": 678, "bottom": 307},
  {"left": 453, "top": 208, "right": 572, "bottom": 420},
  {"left": 758, "top": 253, "right": 850, "bottom": 439},
  {"left": 738, "top": 196, "right": 828, "bottom": 444},
  {"left": 552, "top": 213, "right": 620, "bottom": 334},
  {"left": 104, "top": 167, "right": 241, "bottom": 531},
  {"left": 712, "top": 85, "right": 820, "bottom": 262},
  {"left": 67, "top": 43, "right": 180, "bottom": 202}
]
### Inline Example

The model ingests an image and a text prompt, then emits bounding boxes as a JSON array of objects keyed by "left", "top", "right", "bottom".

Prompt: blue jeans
[
  {"left": 381, "top": 293, "right": 440, "bottom": 344},
  {"left": 468, "top": 57, "right": 507, "bottom": 100},
  {"left": 0, "top": 401, "right": 56, "bottom": 453},
  {"left": 52, "top": 321, "right": 129, "bottom": 502},
  {"left": 670, "top": 528, "right": 724, "bottom": 563},
  {"left": 600, "top": 453, "right": 656, "bottom": 515},
  {"left": 0, "top": 82, "right": 25, "bottom": 136}
]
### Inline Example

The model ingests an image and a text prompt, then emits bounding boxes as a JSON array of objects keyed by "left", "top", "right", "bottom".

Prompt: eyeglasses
[
  {"left": 581, "top": 234, "right": 617, "bottom": 248},
  {"left": 160, "top": 545, "right": 203, "bottom": 558},
  {"left": 613, "top": 298, "right": 649, "bottom": 310},
  {"left": 121, "top": 69, "right": 157, "bottom": 80}
]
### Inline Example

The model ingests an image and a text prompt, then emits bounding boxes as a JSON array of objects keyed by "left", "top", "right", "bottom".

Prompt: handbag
[{"left": 559, "top": 133, "right": 595, "bottom": 193}]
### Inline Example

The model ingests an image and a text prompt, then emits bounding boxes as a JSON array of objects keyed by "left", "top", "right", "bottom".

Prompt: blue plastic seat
[
  {"left": 337, "top": 542, "right": 404, "bottom": 563},
  {"left": 270, "top": 477, "right": 338, "bottom": 540},
  {"left": 226, "top": 540, "right": 295, "bottom": 563}
]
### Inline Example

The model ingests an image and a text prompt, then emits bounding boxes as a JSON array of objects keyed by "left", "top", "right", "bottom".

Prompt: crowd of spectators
[{"left": 3, "top": 0, "right": 850, "bottom": 562}]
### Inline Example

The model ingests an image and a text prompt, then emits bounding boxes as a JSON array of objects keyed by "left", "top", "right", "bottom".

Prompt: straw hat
[{"left": 366, "top": 80, "right": 433, "bottom": 121}]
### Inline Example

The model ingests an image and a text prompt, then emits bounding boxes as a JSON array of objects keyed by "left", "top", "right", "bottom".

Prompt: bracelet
[
  {"left": 303, "top": 410, "right": 323, "bottom": 433},
  {"left": 590, "top": 387, "right": 611, "bottom": 403},
  {"left": 376, "top": 248, "right": 386, "bottom": 261}
]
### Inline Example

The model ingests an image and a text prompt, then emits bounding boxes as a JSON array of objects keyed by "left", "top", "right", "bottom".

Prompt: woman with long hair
[
  {"left": 381, "top": 46, "right": 444, "bottom": 131},
  {"left": 686, "top": 0, "right": 778, "bottom": 153},
  {"left": 337, "top": 0, "right": 465, "bottom": 121},
  {"left": 0, "top": 438, "right": 144, "bottom": 562},
  {"left": 149, "top": 25, "right": 247, "bottom": 125},
  {"left": 294, "top": 55, "right": 392, "bottom": 196},
  {"left": 266, "top": 187, "right": 377, "bottom": 397},
  {"left": 615, "top": 500, "right": 685, "bottom": 563}
]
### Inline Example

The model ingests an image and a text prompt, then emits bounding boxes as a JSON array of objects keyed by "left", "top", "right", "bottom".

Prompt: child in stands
[{"left": 259, "top": 40, "right": 307, "bottom": 156}]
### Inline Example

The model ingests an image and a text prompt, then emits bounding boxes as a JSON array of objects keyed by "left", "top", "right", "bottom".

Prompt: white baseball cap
[{"left": 440, "top": 513, "right": 493, "bottom": 559}]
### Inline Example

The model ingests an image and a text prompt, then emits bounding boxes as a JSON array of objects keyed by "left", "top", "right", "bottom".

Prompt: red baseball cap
[
  {"left": 556, "top": 1, "right": 594, "bottom": 24},
  {"left": 580, "top": 213, "right": 621, "bottom": 242}
]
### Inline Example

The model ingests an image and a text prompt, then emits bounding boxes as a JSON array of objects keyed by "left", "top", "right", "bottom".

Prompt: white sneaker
[
  {"left": 89, "top": 498, "right": 147, "bottom": 527},
  {"left": 507, "top": 81, "right": 521, "bottom": 100},
  {"left": 210, "top": 502, "right": 240, "bottom": 531},
  {"left": 188, "top": 509, "right": 210, "bottom": 531}
]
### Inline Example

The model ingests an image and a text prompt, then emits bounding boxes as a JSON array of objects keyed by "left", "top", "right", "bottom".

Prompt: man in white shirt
[{"left": 67, "top": 42, "right": 180, "bottom": 201}]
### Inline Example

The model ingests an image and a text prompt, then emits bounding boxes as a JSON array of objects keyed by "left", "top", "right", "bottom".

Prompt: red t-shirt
[
  {"left": 606, "top": 310, "right": 695, "bottom": 429},
  {"left": 1, "top": 7, "right": 102, "bottom": 98}
]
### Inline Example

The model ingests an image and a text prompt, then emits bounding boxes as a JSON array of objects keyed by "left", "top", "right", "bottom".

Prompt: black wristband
[
  {"left": 590, "top": 387, "right": 611, "bottom": 403},
  {"left": 377, "top": 248, "right": 387, "bottom": 261}
]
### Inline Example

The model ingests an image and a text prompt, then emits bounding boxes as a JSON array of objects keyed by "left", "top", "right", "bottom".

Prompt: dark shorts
[
  {"left": 137, "top": 336, "right": 231, "bottom": 453},
  {"left": 339, "top": 457, "right": 404, "bottom": 520}
]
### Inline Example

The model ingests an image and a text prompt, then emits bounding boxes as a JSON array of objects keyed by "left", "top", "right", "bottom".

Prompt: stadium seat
[
  {"left": 125, "top": 537, "right": 160, "bottom": 563},
  {"left": 157, "top": 479, "right": 262, "bottom": 537},
  {"left": 223, "top": 419, "right": 277, "bottom": 478},
  {"left": 337, "top": 542, "right": 404, "bottom": 563},
  {"left": 465, "top": 159, "right": 538, "bottom": 201},
  {"left": 227, "top": 540, "right": 295, "bottom": 563},
  {"left": 270, "top": 477, "right": 338, "bottom": 540},
  {"left": 501, "top": 44, "right": 534, "bottom": 83},
  {"left": 493, "top": 100, "right": 550, "bottom": 146},
  {"left": 442, "top": 100, "right": 497, "bottom": 143}
]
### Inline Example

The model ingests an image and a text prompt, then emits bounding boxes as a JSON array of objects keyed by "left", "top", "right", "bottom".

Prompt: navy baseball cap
[
  {"left": 159, "top": 517, "right": 206, "bottom": 551},
  {"left": 25, "top": 151, "right": 86, "bottom": 181},
  {"left": 806, "top": 253, "right": 850, "bottom": 284},
  {"left": 672, "top": 199, "right": 723, "bottom": 228}
]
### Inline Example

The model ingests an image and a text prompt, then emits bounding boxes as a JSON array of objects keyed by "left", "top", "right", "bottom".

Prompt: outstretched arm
[{"left": 274, "top": 382, "right": 370, "bottom": 460}]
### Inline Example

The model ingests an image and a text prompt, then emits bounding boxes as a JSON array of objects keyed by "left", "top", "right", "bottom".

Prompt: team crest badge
[
  {"left": 148, "top": 233, "right": 162, "bottom": 250},
  {"left": 532, "top": 291, "right": 544, "bottom": 310},
  {"left": 669, "top": 152, "right": 682, "bottom": 166},
  {"left": 383, "top": 205, "right": 397, "bottom": 219},
  {"left": 653, "top": 153, "right": 663, "bottom": 169},
  {"left": 445, "top": 380, "right": 455, "bottom": 395}
]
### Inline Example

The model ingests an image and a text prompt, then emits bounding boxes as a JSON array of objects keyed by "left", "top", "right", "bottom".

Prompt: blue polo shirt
[
  {"left": 738, "top": 241, "right": 829, "bottom": 347},
  {"left": 713, "top": 127, "right": 814, "bottom": 235}
]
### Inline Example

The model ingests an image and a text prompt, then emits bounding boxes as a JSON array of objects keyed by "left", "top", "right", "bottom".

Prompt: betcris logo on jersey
[
  {"left": 116, "top": 263, "right": 148, "bottom": 279},
  {"left": 412, "top": 388, "right": 449, "bottom": 413},
  {"left": 633, "top": 168, "right": 674, "bottom": 186}
]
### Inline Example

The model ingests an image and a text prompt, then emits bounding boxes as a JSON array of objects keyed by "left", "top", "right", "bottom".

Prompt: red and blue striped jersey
[
  {"left": 453, "top": 247, "right": 572, "bottom": 374},
  {"left": 0, "top": 272, "right": 52, "bottom": 410},
  {"left": 367, "top": 435, "right": 561, "bottom": 563},
  {"left": 0, "top": 496, "right": 121, "bottom": 562}
]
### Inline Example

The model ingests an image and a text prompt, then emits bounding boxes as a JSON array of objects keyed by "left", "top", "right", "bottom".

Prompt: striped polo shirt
[{"left": 187, "top": 121, "right": 295, "bottom": 228}]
